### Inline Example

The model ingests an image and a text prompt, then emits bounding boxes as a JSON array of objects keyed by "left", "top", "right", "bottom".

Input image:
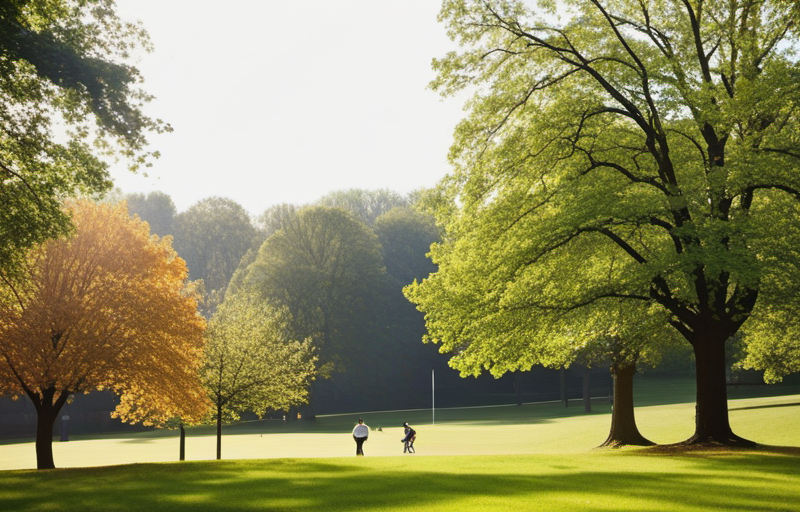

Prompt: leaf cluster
[
  {"left": 408, "top": 0, "right": 800, "bottom": 379},
  {"left": 0, "top": 200, "right": 208, "bottom": 426},
  {"left": 202, "top": 291, "right": 316, "bottom": 422},
  {"left": 0, "top": 0, "right": 168, "bottom": 276}
]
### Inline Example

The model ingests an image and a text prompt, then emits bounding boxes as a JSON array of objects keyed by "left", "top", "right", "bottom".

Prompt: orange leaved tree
[{"left": 0, "top": 200, "right": 208, "bottom": 469}]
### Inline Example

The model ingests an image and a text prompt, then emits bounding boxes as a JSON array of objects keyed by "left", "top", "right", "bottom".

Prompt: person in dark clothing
[{"left": 401, "top": 422, "right": 416, "bottom": 453}]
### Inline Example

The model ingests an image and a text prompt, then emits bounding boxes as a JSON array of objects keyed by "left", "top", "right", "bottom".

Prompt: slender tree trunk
[
  {"left": 560, "top": 368, "right": 568, "bottom": 407},
  {"left": 582, "top": 366, "right": 591, "bottom": 413},
  {"left": 179, "top": 423, "right": 186, "bottom": 461},
  {"left": 600, "top": 362, "right": 653, "bottom": 448},
  {"left": 686, "top": 331, "right": 755, "bottom": 446},
  {"left": 514, "top": 372, "right": 523, "bottom": 406},
  {"left": 216, "top": 405, "right": 223, "bottom": 460},
  {"left": 30, "top": 386, "right": 69, "bottom": 470}
]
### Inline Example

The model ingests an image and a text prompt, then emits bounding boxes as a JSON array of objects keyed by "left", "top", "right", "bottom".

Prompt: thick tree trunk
[
  {"left": 35, "top": 405, "right": 58, "bottom": 470},
  {"left": 600, "top": 363, "right": 653, "bottom": 448},
  {"left": 686, "top": 333, "right": 755, "bottom": 446},
  {"left": 216, "top": 406, "right": 223, "bottom": 460},
  {"left": 30, "top": 387, "right": 69, "bottom": 470}
]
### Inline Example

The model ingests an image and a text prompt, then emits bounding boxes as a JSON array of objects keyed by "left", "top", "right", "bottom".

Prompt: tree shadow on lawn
[
  {"left": 624, "top": 444, "right": 800, "bottom": 477},
  {"left": 728, "top": 402, "right": 800, "bottom": 412},
  {"left": 1, "top": 455, "right": 798, "bottom": 512}
]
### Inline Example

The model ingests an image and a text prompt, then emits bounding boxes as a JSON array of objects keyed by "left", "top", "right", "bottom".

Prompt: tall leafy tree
[
  {"left": 203, "top": 292, "right": 315, "bottom": 460},
  {"left": 125, "top": 191, "right": 176, "bottom": 236},
  {"left": 257, "top": 203, "right": 298, "bottom": 240},
  {"left": 374, "top": 207, "right": 439, "bottom": 287},
  {"left": 406, "top": 0, "right": 800, "bottom": 446},
  {"left": 315, "top": 189, "right": 409, "bottom": 226},
  {"left": 0, "top": 200, "right": 208, "bottom": 469},
  {"left": 236, "top": 206, "right": 389, "bottom": 415},
  {"left": 173, "top": 197, "right": 258, "bottom": 315},
  {"left": 373, "top": 206, "right": 445, "bottom": 396},
  {"left": 0, "top": 0, "right": 168, "bottom": 277}
]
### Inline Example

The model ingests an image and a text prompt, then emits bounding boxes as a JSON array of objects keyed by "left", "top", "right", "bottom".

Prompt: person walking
[{"left": 352, "top": 418, "right": 369, "bottom": 456}]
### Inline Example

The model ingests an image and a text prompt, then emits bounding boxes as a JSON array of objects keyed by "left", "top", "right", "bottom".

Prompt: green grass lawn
[
  {"left": 1, "top": 448, "right": 798, "bottom": 511},
  {"left": 0, "top": 376, "right": 798, "bottom": 511}
]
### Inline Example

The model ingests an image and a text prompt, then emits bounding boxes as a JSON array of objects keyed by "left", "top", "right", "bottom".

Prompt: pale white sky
[{"left": 111, "top": 0, "right": 465, "bottom": 216}]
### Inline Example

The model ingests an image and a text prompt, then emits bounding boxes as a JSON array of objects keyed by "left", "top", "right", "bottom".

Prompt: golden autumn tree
[{"left": 0, "top": 200, "right": 208, "bottom": 469}]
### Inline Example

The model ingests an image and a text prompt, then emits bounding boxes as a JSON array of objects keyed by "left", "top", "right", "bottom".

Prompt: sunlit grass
[
  {"left": 0, "top": 449, "right": 798, "bottom": 512},
  {"left": 1, "top": 378, "right": 798, "bottom": 470},
  {"left": 0, "top": 376, "right": 798, "bottom": 511}
]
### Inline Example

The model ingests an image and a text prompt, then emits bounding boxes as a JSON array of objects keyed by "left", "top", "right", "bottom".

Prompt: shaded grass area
[{"left": 1, "top": 449, "right": 799, "bottom": 512}]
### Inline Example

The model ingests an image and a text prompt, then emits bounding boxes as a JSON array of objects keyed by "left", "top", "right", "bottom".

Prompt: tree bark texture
[
  {"left": 30, "top": 386, "right": 69, "bottom": 470},
  {"left": 600, "top": 363, "right": 653, "bottom": 448},
  {"left": 687, "top": 328, "right": 755, "bottom": 447}
]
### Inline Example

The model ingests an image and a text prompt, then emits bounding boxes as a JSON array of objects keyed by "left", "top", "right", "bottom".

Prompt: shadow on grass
[
  {"left": 728, "top": 402, "right": 800, "bottom": 411},
  {"left": 1, "top": 454, "right": 798, "bottom": 512}
]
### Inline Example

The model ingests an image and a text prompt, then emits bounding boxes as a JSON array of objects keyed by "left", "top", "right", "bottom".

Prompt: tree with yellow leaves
[{"left": 0, "top": 200, "right": 208, "bottom": 469}]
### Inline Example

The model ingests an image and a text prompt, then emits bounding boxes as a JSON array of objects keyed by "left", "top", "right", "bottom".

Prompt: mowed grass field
[{"left": 0, "top": 376, "right": 799, "bottom": 511}]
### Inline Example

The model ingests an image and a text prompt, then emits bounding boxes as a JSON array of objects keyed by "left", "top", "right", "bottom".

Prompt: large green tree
[
  {"left": 203, "top": 291, "right": 315, "bottom": 460},
  {"left": 315, "top": 188, "right": 409, "bottom": 226},
  {"left": 236, "top": 206, "right": 390, "bottom": 415},
  {"left": 406, "top": 0, "right": 800, "bottom": 446},
  {"left": 173, "top": 197, "right": 258, "bottom": 315},
  {"left": 373, "top": 206, "right": 446, "bottom": 395},
  {"left": 0, "top": 0, "right": 167, "bottom": 276},
  {"left": 374, "top": 206, "right": 439, "bottom": 287},
  {"left": 125, "top": 191, "right": 176, "bottom": 236}
]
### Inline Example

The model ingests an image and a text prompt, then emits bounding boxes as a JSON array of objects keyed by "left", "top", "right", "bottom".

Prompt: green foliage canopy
[
  {"left": 374, "top": 206, "right": 440, "bottom": 286},
  {"left": 173, "top": 197, "right": 258, "bottom": 304},
  {"left": 203, "top": 292, "right": 316, "bottom": 424},
  {"left": 125, "top": 191, "right": 176, "bottom": 237},
  {"left": 238, "top": 206, "right": 388, "bottom": 369},
  {"left": 314, "top": 188, "right": 409, "bottom": 226},
  {"left": 406, "top": 0, "right": 800, "bottom": 444},
  {"left": 0, "top": 0, "right": 168, "bottom": 275}
]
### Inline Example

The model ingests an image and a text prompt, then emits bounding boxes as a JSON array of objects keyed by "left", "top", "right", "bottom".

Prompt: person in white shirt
[{"left": 352, "top": 418, "right": 369, "bottom": 456}]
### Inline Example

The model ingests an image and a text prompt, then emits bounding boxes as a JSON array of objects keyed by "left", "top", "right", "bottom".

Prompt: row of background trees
[
  {"left": 123, "top": 188, "right": 531, "bottom": 417},
  {"left": 0, "top": 185, "right": 628, "bottom": 447},
  {"left": 4, "top": 0, "right": 796, "bottom": 465}
]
